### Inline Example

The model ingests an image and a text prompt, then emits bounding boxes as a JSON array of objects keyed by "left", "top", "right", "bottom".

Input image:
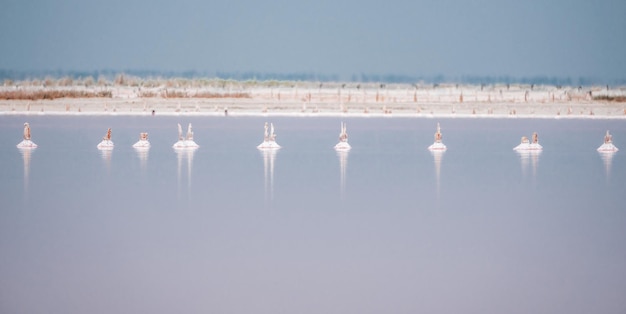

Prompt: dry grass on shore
[
  {"left": 0, "top": 90, "right": 113, "bottom": 100},
  {"left": 593, "top": 95, "right": 626, "bottom": 102},
  {"left": 155, "top": 90, "right": 251, "bottom": 98},
  {"left": 0, "top": 89, "right": 252, "bottom": 100}
]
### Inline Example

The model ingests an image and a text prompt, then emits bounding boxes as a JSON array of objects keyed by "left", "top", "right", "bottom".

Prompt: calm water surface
[{"left": 1, "top": 116, "right": 625, "bottom": 314}]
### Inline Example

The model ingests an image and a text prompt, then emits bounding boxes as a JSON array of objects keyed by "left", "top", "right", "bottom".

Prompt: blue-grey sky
[{"left": 1, "top": 0, "right": 625, "bottom": 81}]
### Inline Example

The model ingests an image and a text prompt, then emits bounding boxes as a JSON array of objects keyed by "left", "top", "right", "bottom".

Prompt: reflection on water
[
  {"left": 99, "top": 147, "right": 113, "bottom": 170},
  {"left": 176, "top": 148, "right": 196, "bottom": 200},
  {"left": 134, "top": 147, "right": 149, "bottom": 172},
  {"left": 18, "top": 147, "right": 34, "bottom": 193},
  {"left": 430, "top": 150, "right": 443, "bottom": 198},
  {"left": 598, "top": 151, "right": 616, "bottom": 179},
  {"left": 337, "top": 150, "right": 349, "bottom": 200},
  {"left": 517, "top": 150, "right": 540, "bottom": 178},
  {"left": 261, "top": 149, "right": 277, "bottom": 204}
]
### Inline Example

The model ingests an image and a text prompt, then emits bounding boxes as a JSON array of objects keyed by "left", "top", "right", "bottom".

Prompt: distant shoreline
[{"left": 1, "top": 82, "right": 625, "bottom": 119}]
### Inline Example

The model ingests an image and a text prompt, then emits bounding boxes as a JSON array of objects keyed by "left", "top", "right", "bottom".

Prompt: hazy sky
[{"left": 1, "top": 0, "right": 624, "bottom": 81}]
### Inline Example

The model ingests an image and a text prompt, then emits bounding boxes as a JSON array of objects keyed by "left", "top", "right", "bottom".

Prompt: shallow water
[{"left": 1, "top": 116, "right": 625, "bottom": 314}]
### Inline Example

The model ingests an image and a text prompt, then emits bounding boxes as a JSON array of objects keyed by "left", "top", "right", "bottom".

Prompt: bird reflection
[
  {"left": 261, "top": 149, "right": 277, "bottom": 204},
  {"left": 598, "top": 151, "right": 616, "bottom": 180},
  {"left": 134, "top": 147, "right": 149, "bottom": 172},
  {"left": 517, "top": 150, "right": 540, "bottom": 178},
  {"left": 99, "top": 147, "right": 113, "bottom": 170},
  {"left": 430, "top": 150, "right": 444, "bottom": 198},
  {"left": 176, "top": 147, "right": 197, "bottom": 200},
  {"left": 337, "top": 150, "right": 349, "bottom": 200},
  {"left": 19, "top": 147, "right": 34, "bottom": 193}
]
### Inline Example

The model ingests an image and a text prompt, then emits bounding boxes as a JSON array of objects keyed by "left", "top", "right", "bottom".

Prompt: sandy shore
[{"left": 2, "top": 83, "right": 625, "bottom": 119}]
